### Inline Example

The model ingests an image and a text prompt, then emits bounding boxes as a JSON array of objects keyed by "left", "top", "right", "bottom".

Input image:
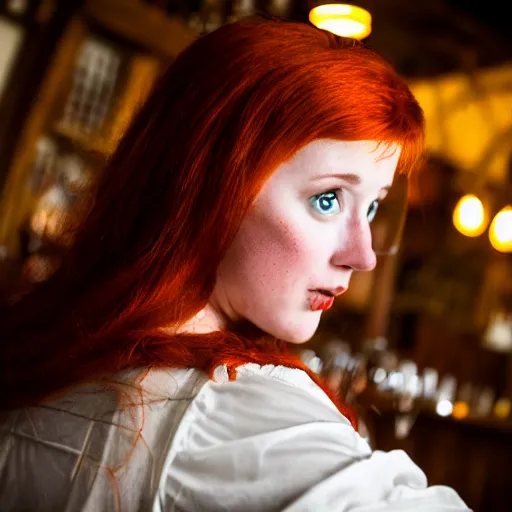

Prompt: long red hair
[{"left": 0, "top": 18, "right": 424, "bottom": 425}]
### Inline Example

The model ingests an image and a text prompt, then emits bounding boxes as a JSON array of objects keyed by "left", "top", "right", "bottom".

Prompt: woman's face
[{"left": 210, "top": 139, "right": 400, "bottom": 343}]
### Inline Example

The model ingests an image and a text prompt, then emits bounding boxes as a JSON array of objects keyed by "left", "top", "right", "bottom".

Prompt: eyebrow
[
  {"left": 312, "top": 173, "right": 362, "bottom": 185},
  {"left": 313, "top": 172, "right": 392, "bottom": 196}
]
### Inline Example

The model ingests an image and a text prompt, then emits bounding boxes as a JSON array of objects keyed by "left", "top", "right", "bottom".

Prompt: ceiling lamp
[
  {"left": 309, "top": 3, "right": 372, "bottom": 40},
  {"left": 488, "top": 206, "right": 512, "bottom": 253},
  {"left": 452, "top": 194, "right": 489, "bottom": 237}
]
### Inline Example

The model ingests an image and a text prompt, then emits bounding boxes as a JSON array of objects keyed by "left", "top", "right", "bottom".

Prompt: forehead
[{"left": 271, "top": 139, "right": 401, "bottom": 188}]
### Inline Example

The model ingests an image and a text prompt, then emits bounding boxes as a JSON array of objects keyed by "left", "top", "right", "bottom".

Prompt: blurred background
[{"left": 0, "top": 1, "right": 510, "bottom": 510}]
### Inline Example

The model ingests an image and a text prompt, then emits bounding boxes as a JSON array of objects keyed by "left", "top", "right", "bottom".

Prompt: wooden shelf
[
  {"left": 53, "top": 121, "right": 113, "bottom": 157},
  {"left": 0, "top": 1, "right": 197, "bottom": 259},
  {"left": 84, "top": 0, "right": 197, "bottom": 59},
  {"left": 360, "top": 388, "right": 512, "bottom": 436}
]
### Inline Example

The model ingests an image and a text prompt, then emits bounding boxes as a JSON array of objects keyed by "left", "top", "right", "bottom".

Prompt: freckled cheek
[{"left": 240, "top": 223, "right": 306, "bottom": 290}]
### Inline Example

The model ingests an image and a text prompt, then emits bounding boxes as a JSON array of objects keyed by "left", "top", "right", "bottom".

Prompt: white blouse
[{"left": 0, "top": 364, "right": 470, "bottom": 511}]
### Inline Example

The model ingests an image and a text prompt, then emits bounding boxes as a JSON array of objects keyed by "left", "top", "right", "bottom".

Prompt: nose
[{"left": 331, "top": 216, "right": 377, "bottom": 272}]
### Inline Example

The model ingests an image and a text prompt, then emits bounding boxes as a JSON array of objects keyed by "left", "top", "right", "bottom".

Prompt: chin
[
  {"left": 272, "top": 316, "right": 320, "bottom": 344},
  {"left": 285, "top": 333, "right": 315, "bottom": 344}
]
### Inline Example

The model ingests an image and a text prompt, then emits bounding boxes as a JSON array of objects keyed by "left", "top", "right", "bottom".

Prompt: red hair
[{"left": 0, "top": 19, "right": 424, "bottom": 426}]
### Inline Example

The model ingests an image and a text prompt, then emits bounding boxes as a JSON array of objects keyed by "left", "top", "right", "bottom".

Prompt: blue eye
[
  {"left": 309, "top": 190, "right": 341, "bottom": 216},
  {"left": 367, "top": 200, "right": 379, "bottom": 223}
]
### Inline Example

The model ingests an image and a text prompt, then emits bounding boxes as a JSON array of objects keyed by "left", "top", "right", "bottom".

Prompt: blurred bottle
[
  {"left": 422, "top": 367, "right": 439, "bottom": 401},
  {"left": 473, "top": 386, "right": 495, "bottom": 417},
  {"left": 452, "top": 381, "right": 472, "bottom": 419},
  {"left": 493, "top": 397, "right": 511, "bottom": 419},
  {"left": 189, "top": 0, "right": 227, "bottom": 33},
  {"left": 228, "top": 0, "right": 256, "bottom": 22},
  {"left": 266, "top": 0, "right": 292, "bottom": 17},
  {"left": 435, "top": 374, "right": 457, "bottom": 417}
]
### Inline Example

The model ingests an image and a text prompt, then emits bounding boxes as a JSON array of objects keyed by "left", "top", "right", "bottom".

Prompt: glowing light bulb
[
  {"left": 489, "top": 206, "right": 512, "bottom": 253},
  {"left": 494, "top": 398, "right": 511, "bottom": 419},
  {"left": 452, "top": 194, "right": 487, "bottom": 237},
  {"left": 372, "top": 367, "right": 387, "bottom": 384},
  {"left": 309, "top": 4, "right": 372, "bottom": 39},
  {"left": 452, "top": 402, "right": 470, "bottom": 420},
  {"left": 436, "top": 399, "right": 453, "bottom": 417}
]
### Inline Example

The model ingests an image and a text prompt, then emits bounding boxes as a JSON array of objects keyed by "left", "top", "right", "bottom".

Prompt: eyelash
[
  {"left": 309, "top": 189, "right": 342, "bottom": 216},
  {"left": 367, "top": 199, "right": 380, "bottom": 223},
  {"left": 309, "top": 189, "right": 381, "bottom": 222}
]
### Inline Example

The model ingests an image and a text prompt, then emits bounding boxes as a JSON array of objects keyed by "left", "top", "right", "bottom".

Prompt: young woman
[{"left": 0, "top": 18, "right": 469, "bottom": 512}]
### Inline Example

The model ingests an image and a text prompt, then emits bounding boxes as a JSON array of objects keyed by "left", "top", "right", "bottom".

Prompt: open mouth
[
  {"left": 308, "top": 290, "right": 335, "bottom": 311},
  {"left": 316, "top": 289, "right": 335, "bottom": 297}
]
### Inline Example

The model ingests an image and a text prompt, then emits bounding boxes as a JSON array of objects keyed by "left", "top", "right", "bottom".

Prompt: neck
[{"left": 174, "top": 303, "right": 226, "bottom": 335}]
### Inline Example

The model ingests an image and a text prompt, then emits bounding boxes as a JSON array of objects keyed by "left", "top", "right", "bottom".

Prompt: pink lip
[
  {"left": 313, "top": 286, "right": 347, "bottom": 297},
  {"left": 331, "top": 286, "right": 347, "bottom": 297},
  {"left": 308, "top": 291, "right": 335, "bottom": 311}
]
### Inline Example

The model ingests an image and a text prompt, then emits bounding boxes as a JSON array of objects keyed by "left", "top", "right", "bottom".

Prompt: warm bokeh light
[
  {"left": 309, "top": 4, "right": 372, "bottom": 39},
  {"left": 489, "top": 206, "right": 512, "bottom": 253},
  {"left": 372, "top": 367, "right": 387, "bottom": 384},
  {"left": 494, "top": 398, "right": 511, "bottom": 419},
  {"left": 452, "top": 194, "right": 488, "bottom": 237},
  {"left": 452, "top": 401, "right": 470, "bottom": 420},
  {"left": 436, "top": 399, "right": 453, "bottom": 417}
]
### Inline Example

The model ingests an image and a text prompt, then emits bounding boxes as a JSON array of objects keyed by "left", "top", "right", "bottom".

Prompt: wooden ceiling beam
[{"left": 84, "top": 0, "right": 197, "bottom": 58}]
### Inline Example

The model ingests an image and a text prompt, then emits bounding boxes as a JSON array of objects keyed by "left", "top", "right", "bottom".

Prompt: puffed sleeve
[{"left": 156, "top": 364, "right": 471, "bottom": 512}]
